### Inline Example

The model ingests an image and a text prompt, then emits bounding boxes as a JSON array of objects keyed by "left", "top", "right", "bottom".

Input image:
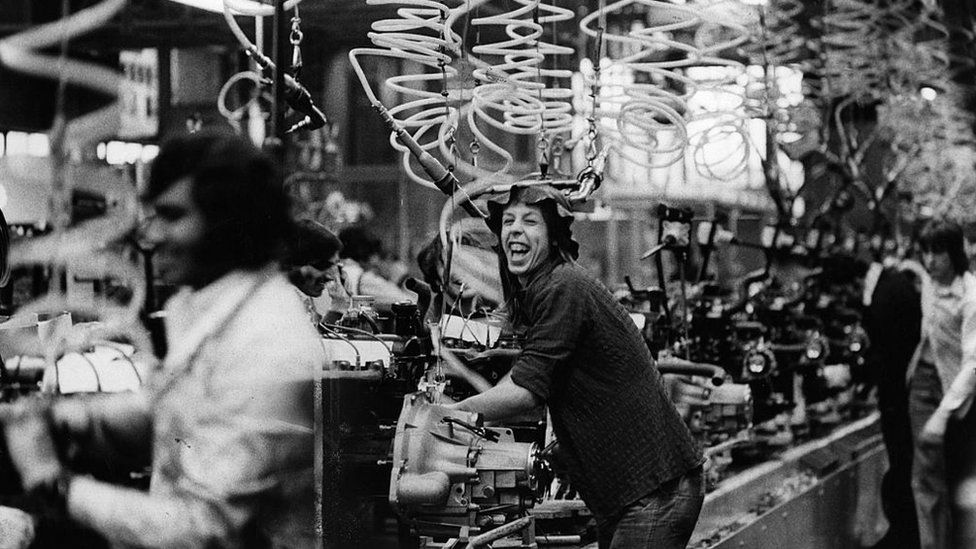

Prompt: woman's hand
[
  {"left": 661, "top": 374, "right": 710, "bottom": 421},
  {"left": 920, "top": 411, "right": 948, "bottom": 447}
]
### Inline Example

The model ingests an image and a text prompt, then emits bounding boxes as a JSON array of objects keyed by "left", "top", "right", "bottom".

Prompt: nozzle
[{"left": 372, "top": 102, "right": 486, "bottom": 219}]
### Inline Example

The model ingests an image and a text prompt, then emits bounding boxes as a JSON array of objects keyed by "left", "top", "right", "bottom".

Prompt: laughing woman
[{"left": 447, "top": 184, "right": 704, "bottom": 549}]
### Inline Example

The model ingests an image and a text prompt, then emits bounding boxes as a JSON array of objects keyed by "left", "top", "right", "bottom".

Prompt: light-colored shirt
[
  {"left": 912, "top": 272, "right": 973, "bottom": 390},
  {"left": 341, "top": 259, "right": 414, "bottom": 308},
  {"left": 68, "top": 268, "right": 326, "bottom": 548},
  {"left": 938, "top": 272, "right": 976, "bottom": 418}
]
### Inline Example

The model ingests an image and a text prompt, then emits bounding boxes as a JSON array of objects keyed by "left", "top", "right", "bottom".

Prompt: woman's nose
[{"left": 138, "top": 216, "right": 164, "bottom": 248}]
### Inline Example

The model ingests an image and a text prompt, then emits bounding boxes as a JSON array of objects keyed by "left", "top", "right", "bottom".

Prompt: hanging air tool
[
  {"left": 373, "top": 103, "right": 486, "bottom": 219},
  {"left": 244, "top": 46, "right": 326, "bottom": 134}
]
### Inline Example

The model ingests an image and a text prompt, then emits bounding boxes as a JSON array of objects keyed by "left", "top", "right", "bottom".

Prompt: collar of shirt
[
  {"left": 932, "top": 273, "right": 969, "bottom": 299},
  {"left": 521, "top": 257, "right": 563, "bottom": 292},
  {"left": 163, "top": 266, "right": 275, "bottom": 372}
]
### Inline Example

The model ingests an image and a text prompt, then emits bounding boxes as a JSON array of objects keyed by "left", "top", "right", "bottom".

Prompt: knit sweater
[{"left": 509, "top": 260, "right": 703, "bottom": 519}]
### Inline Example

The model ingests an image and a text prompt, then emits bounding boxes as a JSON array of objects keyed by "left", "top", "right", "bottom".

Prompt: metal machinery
[
  {"left": 389, "top": 388, "right": 541, "bottom": 548},
  {"left": 0, "top": 0, "right": 932, "bottom": 547}
]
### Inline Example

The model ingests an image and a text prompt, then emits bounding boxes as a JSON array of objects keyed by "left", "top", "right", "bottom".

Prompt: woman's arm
[
  {"left": 920, "top": 281, "right": 976, "bottom": 444},
  {"left": 448, "top": 372, "right": 541, "bottom": 421}
]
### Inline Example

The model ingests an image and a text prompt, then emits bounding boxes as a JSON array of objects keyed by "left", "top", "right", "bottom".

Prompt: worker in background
[
  {"left": 447, "top": 184, "right": 704, "bottom": 549},
  {"left": 964, "top": 221, "right": 976, "bottom": 271},
  {"left": 920, "top": 218, "right": 976, "bottom": 548},
  {"left": 907, "top": 219, "right": 975, "bottom": 549},
  {"left": 863, "top": 232, "right": 922, "bottom": 549},
  {"left": 284, "top": 218, "right": 344, "bottom": 325},
  {"left": 0, "top": 132, "right": 323, "bottom": 547},
  {"left": 337, "top": 226, "right": 414, "bottom": 312},
  {"left": 416, "top": 218, "right": 504, "bottom": 322}
]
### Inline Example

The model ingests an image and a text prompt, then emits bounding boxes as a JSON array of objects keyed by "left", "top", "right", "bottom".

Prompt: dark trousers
[
  {"left": 876, "top": 365, "right": 920, "bottom": 549},
  {"left": 597, "top": 466, "right": 704, "bottom": 549}
]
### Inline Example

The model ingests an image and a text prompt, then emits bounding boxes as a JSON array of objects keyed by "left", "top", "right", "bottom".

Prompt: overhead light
[
  {"left": 921, "top": 87, "right": 937, "bottom": 101},
  {"left": 167, "top": 0, "right": 265, "bottom": 14}
]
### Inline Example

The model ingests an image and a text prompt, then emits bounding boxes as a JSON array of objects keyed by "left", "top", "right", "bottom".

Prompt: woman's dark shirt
[{"left": 509, "top": 260, "right": 703, "bottom": 519}]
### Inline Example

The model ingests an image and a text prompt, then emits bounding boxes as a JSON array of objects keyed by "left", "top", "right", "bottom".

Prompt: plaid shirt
[{"left": 509, "top": 260, "right": 702, "bottom": 519}]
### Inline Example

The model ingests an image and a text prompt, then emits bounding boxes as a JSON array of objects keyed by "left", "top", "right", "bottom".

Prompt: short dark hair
[
  {"left": 338, "top": 226, "right": 381, "bottom": 264},
  {"left": 919, "top": 219, "right": 969, "bottom": 276},
  {"left": 146, "top": 131, "right": 291, "bottom": 272},
  {"left": 284, "top": 219, "right": 342, "bottom": 269}
]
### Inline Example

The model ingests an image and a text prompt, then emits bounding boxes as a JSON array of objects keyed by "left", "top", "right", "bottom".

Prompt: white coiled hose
[
  {"left": 0, "top": 0, "right": 152, "bottom": 358},
  {"left": 349, "top": 0, "right": 467, "bottom": 189},
  {"left": 0, "top": 0, "right": 125, "bottom": 146},
  {"left": 820, "top": 0, "right": 886, "bottom": 100},
  {"left": 531, "top": 1, "right": 576, "bottom": 139},
  {"left": 580, "top": 0, "right": 701, "bottom": 169},
  {"left": 885, "top": 1, "right": 952, "bottom": 96},
  {"left": 468, "top": 0, "right": 546, "bottom": 142},
  {"left": 469, "top": 0, "right": 575, "bottom": 141},
  {"left": 743, "top": 0, "right": 806, "bottom": 67},
  {"left": 686, "top": 0, "right": 753, "bottom": 181}
]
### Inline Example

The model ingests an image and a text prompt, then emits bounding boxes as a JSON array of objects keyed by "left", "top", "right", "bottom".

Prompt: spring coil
[{"left": 580, "top": 0, "right": 702, "bottom": 169}]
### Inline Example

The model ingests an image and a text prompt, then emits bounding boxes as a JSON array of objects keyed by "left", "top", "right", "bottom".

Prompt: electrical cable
[
  {"left": 79, "top": 351, "right": 104, "bottom": 393},
  {"left": 320, "top": 324, "right": 363, "bottom": 369},
  {"left": 322, "top": 323, "right": 395, "bottom": 355}
]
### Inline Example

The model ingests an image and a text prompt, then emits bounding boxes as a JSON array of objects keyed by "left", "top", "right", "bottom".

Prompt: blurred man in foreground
[{"left": 1, "top": 132, "right": 323, "bottom": 547}]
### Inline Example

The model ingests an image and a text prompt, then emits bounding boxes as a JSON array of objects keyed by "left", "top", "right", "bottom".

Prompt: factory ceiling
[{"left": 0, "top": 0, "right": 524, "bottom": 51}]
